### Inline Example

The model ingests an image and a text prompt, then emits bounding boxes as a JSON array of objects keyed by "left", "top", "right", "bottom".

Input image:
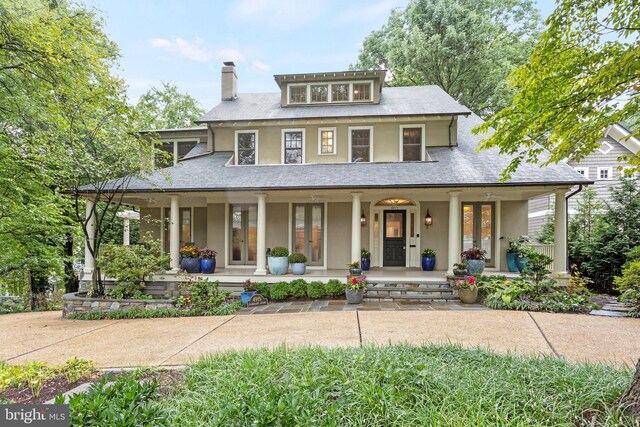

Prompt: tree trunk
[
  {"left": 618, "top": 358, "right": 640, "bottom": 421},
  {"left": 64, "top": 234, "right": 79, "bottom": 293}
]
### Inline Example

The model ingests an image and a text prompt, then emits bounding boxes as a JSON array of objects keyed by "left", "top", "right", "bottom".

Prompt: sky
[{"left": 86, "top": 0, "right": 558, "bottom": 111}]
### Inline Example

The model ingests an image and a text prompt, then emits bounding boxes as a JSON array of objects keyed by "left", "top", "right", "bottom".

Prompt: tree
[
  {"left": 567, "top": 187, "right": 605, "bottom": 274},
  {"left": 475, "top": 0, "right": 640, "bottom": 179},
  {"left": 135, "top": 82, "right": 205, "bottom": 130},
  {"left": 353, "top": 0, "right": 542, "bottom": 118}
]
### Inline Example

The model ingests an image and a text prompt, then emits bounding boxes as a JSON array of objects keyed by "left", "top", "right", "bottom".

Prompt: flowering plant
[
  {"left": 199, "top": 248, "right": 217, "bottom": 259},
  {"left": 180, "top": 245, "right": 199, "bottom": 258},
  {"left": 242, "top": 279, "right": 257, "bottom": 292},
  {"left": 454, "top": 275, "right": 477, "bottom": 290},
  {"left": 347, "top": 275, "right": 367, "bottom": 290},
  {"left": 461, "top": 247, "right": 486, "bottom": 260},
  {"left": 347, "top": 261, "right": 360, "bottom": 269}
]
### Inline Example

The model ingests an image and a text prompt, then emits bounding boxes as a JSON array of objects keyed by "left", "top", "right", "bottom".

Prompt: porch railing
[{"left": 530, "top": 244, "right": 554, "bottom": 271}]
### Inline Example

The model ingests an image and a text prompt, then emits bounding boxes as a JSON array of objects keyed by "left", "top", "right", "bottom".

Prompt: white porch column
[
  {"left": 169, "top": 195, "right": 180, "bottom": 271},
  {"left": 255, "top": 193, "right": 267, "bottom": 275},
  {"left": 122, "top": 219, "right": 130, "bottom": 246},
  {"left": 83, "top": 199, "right": 96, "bottom": 276},
  {"left": 553, "top": 189, "right": 568, "bottom": 275},
  {"left": 351, "top": 192, "right": 362, "bottom": 262},
  {"left": 494, "top": 200, "right": 502, "bottom": 271},
  {"left": 447, "top": 191, "right": 461, "bottom": 275}
]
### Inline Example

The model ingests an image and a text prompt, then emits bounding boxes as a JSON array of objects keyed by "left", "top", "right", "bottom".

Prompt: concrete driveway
[{"left": 1, "top": 310, "right": 638, "bottom": 368}]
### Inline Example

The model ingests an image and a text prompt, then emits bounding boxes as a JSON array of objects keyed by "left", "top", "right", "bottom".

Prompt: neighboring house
[
  {"left": 83, "top": 62, "right": 590, "bottom": 278},
  {"left": 528, "top": 124, "right": 640, "bottom": 238}
]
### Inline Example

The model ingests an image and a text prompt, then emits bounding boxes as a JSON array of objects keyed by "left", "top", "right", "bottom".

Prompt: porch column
[
  {"left": 553, "top": 189, "right": 568, "bottom": 275},
  {"left": 447, "top": 191, "right": 461, "bottom": 275},
  {"left": 169, "top": 195, "right": 180, "bottom": 271},
  {"left": 494, "top": 200, "right": 501, "bottom": 271},
  {"left": 83, "top": 199, "right": 96, "bottom": 276},
  {"left": 351, "top": 192, "right": 362, "bottom": 262},
  {"left": 122, "top": 218, "right": 130, "bottom": 246},
  {"left": 255, "top": 193, "right": 267, "bottom": 275}
]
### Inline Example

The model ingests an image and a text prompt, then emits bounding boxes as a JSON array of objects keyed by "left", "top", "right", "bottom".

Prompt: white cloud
[
  {"left": 229, "top": 0, "right": 322, "bottom": 29},
  {"left": 149, "top": 37, "right": 244, "bottom": 63},
  {"left": 252, "top": 60, "right": 270, "bottom": 72}
]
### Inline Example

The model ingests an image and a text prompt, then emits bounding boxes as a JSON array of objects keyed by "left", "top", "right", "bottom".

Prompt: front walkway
[
  {"left": 2, "top": 310, "right": 638, "bottom": 369},
  {"left": 237, "top": 300, "right": 488, "bottom": 314}
]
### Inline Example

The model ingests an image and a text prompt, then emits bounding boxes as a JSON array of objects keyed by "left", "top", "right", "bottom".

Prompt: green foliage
[
  {"left": 614, "top": 258, "right": 640, "bottom": 314},
  {"left": 270, "top": 282, "right": 290, "bottom": 301},
  {"left": 98, "top": 236, "right": 170, "bottom": 299},
  {"left": 360, "top": 248, "right": 371, "bottom": 259},
  {"left": 135, "top": 82, "right": 204, "bottom": 130},
  {"left": 354, "top": 0, "right": 541, "bottom": 118},
  {"left": 288, "top": 279, "right": 308, "bottom": 298},
  {"left": 421, "top": 248, "right": 436, "bottom": 258},
  {"left": 0, "top": 297, "right": 29, "bottom": 315},
  {"left": 59, "top": 374, "right": 169, "bottom": 426},
  {"left": 0, "top": 363, "right": 25, "bottom": 392},
  {"left": 187, "top": 279, "right": 231, "bottom": 313},
  {"left": 269, "top": 247, "right": 289, "bottom": 257},
  {"left": 23, "top": 362, "right": 55, "bottom": 398},
  {"left": 324, "top": 279, "right": 345, "bottom": 297},
  {"left": 536, "top": 211, "right": 555, "bottom": 244},
  {"left": 476, "top": 0, "right": 640, "bottom": 179},
  {"left": 67, "top": 303, "right": 242, "bottom": 320},
  {"left": 307, "top": 281, "right": 326, "bottom": 299},
  {"left": 288, "top": 252, "right": 307, "bottom": 264},
  {"left": 520, "top": 252, "right": 553, "bottom": 284},
  {"left": 58, "top": 357, "right": 95, "bottom": 384},
  {"left": 255, "top": 282, "right": 270, "bottom": 299},
  {"left": 168, "top": 345, "right": 633, "bottom": 426}
]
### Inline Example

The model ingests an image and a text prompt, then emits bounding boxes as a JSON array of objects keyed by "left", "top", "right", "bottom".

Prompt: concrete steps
[{"left": 364, "top": 282, "right": 459, "bottom": 302}]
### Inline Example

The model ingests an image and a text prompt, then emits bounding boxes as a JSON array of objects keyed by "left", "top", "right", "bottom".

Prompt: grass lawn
[{"left": 163, "top": 344, "right": 635, "bottom": 426}]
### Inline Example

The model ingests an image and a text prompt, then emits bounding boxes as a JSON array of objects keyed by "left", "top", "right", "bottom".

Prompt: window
[
  {"left": 283, "top": 129, "right": 304, "bottom": 164},
  {"left": 163, "top": 207, "right": 192, "bottom": 253},
  {"left": 352, "top": 83, "right": 371, "bottom": 101},
  {"left": 597, "top": 167, "right": 612, "bottom": 180},
  {"left": 623, "top": 167, "right": 639, "bottom": 179},
  {"left": 155, "top": 140, "right": 199, "bottom": 167},
  {"left": 332, "top": 84, "right": 349, "bottom": 102},
  {"left": 350, "top": 127, "right": 372, "bottom": 162},
  {"left": 574, "top": 167, "right": 589, "bottom": 177},
  {"left": 289, "top": 85, "right": 307, "bottom": 103},
  {"left": 401, "top": 125, "right": 423, "bottom": 161},
  {"left": 310, "top": 84, "right": 328, "bottom": 103},
  {"left": 235, "top": 131, "right": 258, "bottom": 165},
  {"left": 598, "top": 141, "right": 613, "bottom": 154},
  {"left": 318, "top": 128, "right": 336, "bottom": 155}
]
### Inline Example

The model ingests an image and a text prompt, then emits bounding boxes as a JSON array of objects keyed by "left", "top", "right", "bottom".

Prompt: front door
[
  {"left": 462, "top": 203, "right": 494, "bottom": 266},
  {"left": 230, "top": 205, "right": 257, "bottom": 265},
  {"left": 383, "top": 210, "right": 406, "bottom": 266}
]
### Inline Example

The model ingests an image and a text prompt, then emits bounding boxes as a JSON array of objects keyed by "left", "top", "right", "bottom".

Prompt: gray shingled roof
[
  {"left": 196, "top": 86, "right": 471, "bottom": 123},
  {"left": 110, "top": 114, "right": 591, "bottom": 193}
]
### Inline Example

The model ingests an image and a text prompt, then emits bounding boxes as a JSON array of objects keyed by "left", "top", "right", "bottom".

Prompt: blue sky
[{"left": 87, "top": 0, "right": 558, "bottom": 111}]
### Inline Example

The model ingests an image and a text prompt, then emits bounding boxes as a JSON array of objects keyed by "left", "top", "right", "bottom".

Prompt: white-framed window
[
  {"left": 162, "top": 207, "right": 193, "bottom": 253},
  {"left": 352, "top": 82, "right": 371, "bottom": 101},
  {"left": 399, "top": 124, "right": 425, "bottom": 161},
  {"left": 348, "top": 126, "right": 373, "bottom": 163},
  {"left": 156, "top": 139, "right": 199, "bottom": 167},
  {"left": 310, "top": 84, "right": 328, "bottom": 103},
  {"left": 598, "top": 141, "right": 613, "bottom": 154},
  {"left": 235, "top": 130, "right": 258, "bottom": 165},
  {"left": 318, "top": 127, "right": 337, "bottom": 155},
  {"left": 331, "top": 83, "right": 349, "bottom": 102},
  {"left": 282, "top": 128, "right": 305, "bottom": 164},
  {"left": 288, "top": 85, "right": 307, "bottom": 104},
  {"left": 574, "top": 166, "right": 589, "bottom": 178},
  {"left": 597, "top": 167, "right": 613, "bottom": 180}
]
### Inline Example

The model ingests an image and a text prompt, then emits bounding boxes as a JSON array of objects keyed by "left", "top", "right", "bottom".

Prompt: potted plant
[
  {"left": 345, "top": 275, "right": 367, "bottom": 304},
  {"left": 454, "top": 275, "right": 478, "bottom": 304},
  {"left": 268, "top": 246, "right": 289, "bottom": 275},
  {"left": 421, "top": 248, "right": 436, "bottom": 271},
  {"left": 502, "top": 236, "right": 531, "bottom": 273},
  {"left": 452, "top": 262, "right": 468, "bottom": 276},
  {"left": 360, "top": 248, "right": 371, "bottom": 271},
  {"left": 199, "top": 248, "right": 217, "bottom": 274},
  {"left": 180, "top": 245, "right": 200, "bottom": 273},
  {"left": 461, "top": 247, "right": 486, "bottom": 275},
  {"left": 240, "top": 279, "right": 257, "bottom": 306},
  {"left": 347, "top": 261, "right": 362, "bottom": 275},
  {"left": 289, "top": 252, "right": 307, "bottom": 275}
]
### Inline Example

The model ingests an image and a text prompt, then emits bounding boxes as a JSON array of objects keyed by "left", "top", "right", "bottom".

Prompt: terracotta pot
[{"left": 459, "top": 288, "right": 478, "bottom": 304}]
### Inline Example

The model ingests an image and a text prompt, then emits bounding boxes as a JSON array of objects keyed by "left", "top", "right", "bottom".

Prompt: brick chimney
[{"left": 221, "top": 61, "right": 237, "bottom": 101}]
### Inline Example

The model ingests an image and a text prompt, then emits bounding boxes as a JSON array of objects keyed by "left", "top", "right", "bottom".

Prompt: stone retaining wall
[{"left": 62, "top": 292, "right": 176, "bottom": 318}]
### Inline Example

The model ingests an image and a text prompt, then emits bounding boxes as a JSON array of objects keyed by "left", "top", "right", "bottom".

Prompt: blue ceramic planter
[
  {"left": 268, "top": 256, "right": 288, "bottom": 275},
  {"left": 361, "top": 258, "right": 370, "bottom": 271},
  {"left": 240, "top": 291, "right": 257, "bottom": 306},
  {"left": 291, "top": 263, "right": 306, "bottom": 275},
  {"left": 464, "top": 259, "right": 485, "bottom": 275},
  {"left": 517, "top": 256, "right": 529, "bottom": 272},
  {"left": 181, "top": 257, "right": 200, "bottom": 274},
  {"left": 421, "top": 256, "right": 435, "bottom": 271},
  {"left": 506, "top": 253, "right": 519, "bottom": 272},
  {"left": 200, "top": 258, "right": 216, "bottom": 274}
]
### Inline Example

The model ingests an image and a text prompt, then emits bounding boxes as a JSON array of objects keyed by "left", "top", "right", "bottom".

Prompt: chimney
[{"left": 221, "top": 61, "right": 237, "bottom": 101}]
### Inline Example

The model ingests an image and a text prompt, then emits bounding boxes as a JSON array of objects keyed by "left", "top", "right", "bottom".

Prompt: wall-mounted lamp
[
  {"left": 360, "top": 210, "right": 367, "bottom": 227},
  {"left": 424, "top": 209, "right": 433, "bottom": 228}
]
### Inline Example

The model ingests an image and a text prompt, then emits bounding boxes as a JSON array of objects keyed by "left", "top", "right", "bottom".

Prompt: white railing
[{"left": 530, "top": 244, "right": 554, "bottom": 271}]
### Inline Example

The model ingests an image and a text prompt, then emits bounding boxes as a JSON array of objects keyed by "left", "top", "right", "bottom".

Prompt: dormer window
[
  {"left": 332, "top": 84, "right": 349, "bottom": 102},
  {"left": 352, "top": 83, "right": 371, "bottom": 101},
  {"left": 310, "top": 84, "right": 328, "bottom": 103},
  {"left": 289, "top": 85, "right": 307, "bottom": 104}
]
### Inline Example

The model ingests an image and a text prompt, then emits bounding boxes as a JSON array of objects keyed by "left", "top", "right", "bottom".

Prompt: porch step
[{"left": 364, "top": 282, "right": 459, "bottom": 302}]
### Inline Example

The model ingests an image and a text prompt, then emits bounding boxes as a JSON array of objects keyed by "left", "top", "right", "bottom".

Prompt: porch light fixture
[
  {"left": 424, "top": 209, "right": 433, "bottom": 228},
  {"left": 360, "top": 210, "right": 367, "bottom": 227}
]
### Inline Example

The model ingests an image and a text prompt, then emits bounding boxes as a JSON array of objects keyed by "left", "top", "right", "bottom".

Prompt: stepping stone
[
  {"left": 589, "top": 309, "right": 627, "bottom": 318},
  {"left": 44, "top": 381, "right": 114, "bottom": 404},
  {"left": 601, "top": 304, "right": 632, "bottom": 312}
]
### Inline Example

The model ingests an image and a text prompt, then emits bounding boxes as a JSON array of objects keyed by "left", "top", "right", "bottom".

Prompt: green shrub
[
  {"left": 255, "top": 282, "right": 270, "bottom": 298},
  {"left": 58, "top": 358, "right": 95, "bottom": 384},
  {"left": 269, "top": 247, "right": 289, "bottom": 257},
  {"left": 289, "top": 279, "right": 307, "bottom": 298},
  {"left": 67, "top": 303, "right": 242, "bottom": 320},
  {"left": 615, "top": 259, "right": 640, "bottom": 315},
  {"left": 270, "top": 282, "right": 290, "bottom": 301},
  {"left": 521, "top": 252, "right": 553, "bottom": 284},
  {"left": 23, "top": 361, "right": 55, "bottom": 398},
  {"left": 0, "top": 363, "right": 25, "bottom": 391},
  {"left": 288, "top": 252, "right": 307, "bottom": 263},
  {"left": 324, "top": 279, "right": 345, "bottom": 297},
  {"left": 307, "top": 281, "right": 325, "bottom": 299},
  {"left": 188, "top": 279, "right": 230, "bottom": 313}
]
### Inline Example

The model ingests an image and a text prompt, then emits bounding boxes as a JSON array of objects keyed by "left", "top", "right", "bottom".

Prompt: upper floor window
[
  {"left": 332, "top": 84, "right": 349, "bottom": 102},
  {"left": 597, "top": 167, "right": 613, "bottom": 180},
  {"left": 350, "top": 127, "right": 372, "bottom": 162},
  {"left": 318, "top": 128, "right": 336, "bottom": 155},
  {"left": 283, "top": 129, "right": 304, "bottom": 164},
  {"left": 352, "top": 83, "right": 371, "bottom": 101},
  {"left": 310, "top": 84, "right": 328, "bottom": 103},
  {"left": 289, "top": 85, "right": 307, "bottom": 104},
  {"left": 401, "top": 125, "right": 424, "bottom": 161},
  {"left": 156, "top": 140, "right": 198, "bottom": 167},
  {"left": 574, "top": 167, "right": 589, "bottom": 177},
  {"left": 235, "top": 131, "right": 258, "bottom": 165}
]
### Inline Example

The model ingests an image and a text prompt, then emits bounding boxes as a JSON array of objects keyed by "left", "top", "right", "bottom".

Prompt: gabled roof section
[
  {"left": 273, "top": 69, "right": 387, "bottom": 89},
  {"left": 605, "top": 124, "right": 640, "bottom": 155},
  {"left": 196, "top": 86, "right": 472, "bottom": 123}
]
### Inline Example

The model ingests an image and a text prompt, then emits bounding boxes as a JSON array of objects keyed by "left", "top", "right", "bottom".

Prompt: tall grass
[{"left": 165, "top": 344, "right": 634, "bottom": 426}]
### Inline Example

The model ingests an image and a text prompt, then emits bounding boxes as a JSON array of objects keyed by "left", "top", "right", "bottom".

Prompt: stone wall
[{"left": 62, "top": 292, "right": 176, "bottom": 318}]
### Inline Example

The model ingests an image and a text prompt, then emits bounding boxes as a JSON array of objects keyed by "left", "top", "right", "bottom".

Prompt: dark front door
[{"left": 383, "top": 210, "right": 406, "bottom": 266}]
